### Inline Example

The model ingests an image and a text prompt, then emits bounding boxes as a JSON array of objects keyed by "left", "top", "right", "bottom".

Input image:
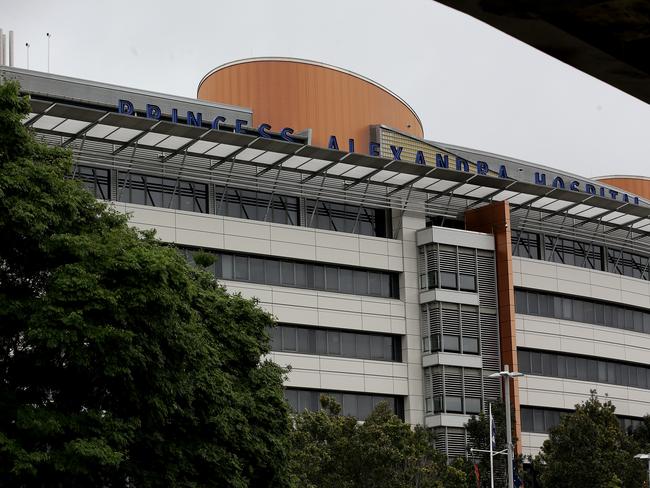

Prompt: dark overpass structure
[{"left": 436, "top": 0, "right": 650, "bottom": 104}]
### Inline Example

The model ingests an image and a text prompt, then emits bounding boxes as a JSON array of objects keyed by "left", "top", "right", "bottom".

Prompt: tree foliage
[
  {"left": 288, "top": 396, "right": 469, "bottom": 488},
  {"left": 532, "top": 392, "right": 645, "bottom": 488},
  {"left": 0, "top": 81, "right": 291, "bottom": 487}
]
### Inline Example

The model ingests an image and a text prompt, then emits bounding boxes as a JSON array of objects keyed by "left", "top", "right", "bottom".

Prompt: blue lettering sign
[
  {"left": 569, "top": 180, "right": 579, "bottom": 191},
  {"left": 235, "top": 119, "right": 248, "bottom": 133},
  {"left": 369, "top": 142, "right": 380, "bottom": 157},
  {"left": 211, "top": 116, "right": 225, "bottom": 129},
  {"left": 585, "top": 184, "right": 596, "bottom": 195},
  {"left": 609, "top": 189, "right": 618, "bottom": 199},
  {"left": 456, "top": 157, "right": 469, "bottom": 172},
  {"left": 415, "top": 151, "right": 426, "bottom": 166},
  {"left": 171, "top": 108, "right": 178, "bottom": 124},
  {"left": 187, "top": 111, "right": 202, "bottom": 127},
  {"left": 118, "top": 99, "right": 134, "bottom": 115},
  {"left": 535, "top": 172, "right": 546, "bottom": 185},
  {"left": 146, "top": 104, "right": 161, "bottom": 120},
  {"left": 476, "top": 161, "right": 488, "bottom": 175},
  {"left": 390, "top": 145, "right": 403, "bottom": 160},
  {"left": 258, "top": 123, "right": 272, "bottom": 138},
  {"left": 498, "top": 165, "right": 508, "bottom": 179},
  {"left": 552, "top": 177, "right": 565, "bottom": 189},
  {"left": 436, "top": 154, "right": 449, "bottom": 169},
  {"left": 348, "top": 138, "right": 355, "bottom": 153},
  {"left": 328, "top": 135, "right": 339, "bottom": 150},
  {"left": 280, "top": 127, "right": 294, "bottom": 142}
]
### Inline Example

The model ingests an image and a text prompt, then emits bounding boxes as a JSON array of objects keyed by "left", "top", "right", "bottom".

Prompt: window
[
  {"left": 512, "top": 230, "right": 650, "bottom": 282},
  {"left": 215, "top": 186, "right": 299, "bottom": 225},
  {"left": 270, "top": 324, "right": 401, "bottom": 362},
  {"left": 445, "top": 396, "right": 463, "bottom": 413},
  {"left": 284, "top": 388, "right": 404, "bottom": 421},
  {"left": 522, "top": 406, "right": 642, "bottom": 434},
  {"left": 73, "top": 165, "right": 110, "bottom": 199},
  {"left": 419, "top": 245, "right": 479, "bottom": 293},
  {"left": 512, "top": 231, "right": 540, "bottom": 259},
  {"left": 515, "top": 288, "right": 650, "bottom": 338},
  {"left": 305, "top": 199, "right": 391, "bottom": 238},
  {"left": 518, "top": 348, "right": 650, "bottom": 391},
  {"left": 117, "top": 171, "right": 208, "bottom": 213},
  {"left": 181, "top": 248, "right": 400, "bottom": 299},
  {"left": 421, "top": 303, "right": 481, "bottom": 356}
]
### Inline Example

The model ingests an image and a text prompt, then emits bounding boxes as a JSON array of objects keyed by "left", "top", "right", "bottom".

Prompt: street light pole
[
  {"left": 635, "top": 454, "right": 650, "bottom": 488},
  {"left": 489, "top": 365, "right": 524, "bottom": 488},
  {"left": 504, "top": 365, "right": 513, "bottom": 488}
]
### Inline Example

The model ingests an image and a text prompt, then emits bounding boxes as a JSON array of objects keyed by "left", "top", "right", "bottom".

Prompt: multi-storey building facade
[{"left": 3, "top": 58, "right": 650, "bottom": 460}]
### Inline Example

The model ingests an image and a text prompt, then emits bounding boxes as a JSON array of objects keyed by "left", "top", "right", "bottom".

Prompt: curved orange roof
[
  {"left": 595, "top": 175, "right": 650, "bottom": 201},
  {"left": 197, "top": 57, "right": 423, "bottom": 152}
]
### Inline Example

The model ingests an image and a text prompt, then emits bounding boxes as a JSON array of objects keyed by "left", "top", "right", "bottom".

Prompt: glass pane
[
  {"left": 443, "top": 335, "right": 460, "bottom": 352},
  {"left": 265, "top": 260, "right": 281, "bottom": 285},
  {"left": 465, "top": 397, "right": 481, "bottom": 414},
  {"left": 327, "top": 331, "right": 341, "bottom": 355},
  {"left": 445, "top": 396, "right": 463, "bottom": 413},
  {"left": 356, "top": 334, "right": 370, "bottom": 359},
  {"left": 459, "top": 274, "right": 476, "bottom": 292},
  {"left": 341, "top": 332, "right": 356, "bottom": 357},
  {"left": 440, "top": 272, "right": 457, "bottom": 290},
  {"left": 340, "top": 268, "right": 354, "bottom": 294},
  {"left": 354, "top": 270, "right": 368, "bottom": 295},
  {"left": 325, "top": 266, "right": 339, "bottom": 291},
  {"left": 282, "top": 326, "right": 297, "bottom": 351},
  {"left": 462, "top": 337, "right": 479, "bottom": 355}
]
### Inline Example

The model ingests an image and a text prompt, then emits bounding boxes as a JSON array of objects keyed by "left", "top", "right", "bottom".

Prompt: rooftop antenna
[
  {"left": 46, "top": 32, "right": 51, "bottom": 72},
  {"left": 0, "top": 29, "right": 5, "bottom": 66},
  {"left": 25, "top": 42, "right": 30, "bottom": 69},
  {"left": 8, "top": 30, "right": 14, "bottom": 67}
]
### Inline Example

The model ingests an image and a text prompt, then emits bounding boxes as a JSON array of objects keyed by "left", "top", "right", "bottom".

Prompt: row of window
[
  {"left": 269, "top": 324, "right": 401, "bottom": 362},
  {"left": 521, "top": 406, "right": 643, "bottom": 434},
  {"left": 284, "top": 388, "right": 404, "bottom": 421},
  {"left": 182, "top": 248, "right": 399, "bottom": 299},
  {"left": 429, "top": 395, "right": 482, "bottom": 415},
  {"left": 515, "top": 288, "right": 650, "bottom": 335},
  {"left": 512, "top": 230, "right": 650, "bottom": 282},
  {"left": 74, "top": 165, "right": 391, "bottom": 237},
  {"left": 424, "top": 366, "right": 486, "bottom": 416},
  {"left": 518, "top": 349, "right": 650, "bottom": 390},
  {"left": 304, "top": 199, "right": 391, "bottom": 238},
  {"left": 215, "top": 186, "right": 298, "bottom": 226},
  {"left": 418, "top": 244, "right": 478, "bottom": 293},
  {"left": 421, "top": 303, "right": 480, "bottom": 356}
]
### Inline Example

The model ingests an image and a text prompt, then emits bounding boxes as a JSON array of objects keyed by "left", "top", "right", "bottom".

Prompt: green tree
[
  {"left": 0, "top": 80, "right": 291, "bottom": 487},
  {"left": 288, "top": 396, "right": 469, "bottom": 488},
  {"left": 532, "top": 392, "right": 645, "bottom": 488}
]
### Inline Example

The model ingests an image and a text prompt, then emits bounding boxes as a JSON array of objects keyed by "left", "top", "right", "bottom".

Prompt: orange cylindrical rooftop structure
[
  {"left": 197, "top": 57, "right": 423, "bottom": 152},
  {"left": 595, "top": 176, "right": 650, "bottom": 201}
]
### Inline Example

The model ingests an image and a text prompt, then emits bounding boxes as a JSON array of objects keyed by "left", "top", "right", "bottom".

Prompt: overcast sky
[{"left": 3, "top": 0, "right": 650, "bottom": 178}]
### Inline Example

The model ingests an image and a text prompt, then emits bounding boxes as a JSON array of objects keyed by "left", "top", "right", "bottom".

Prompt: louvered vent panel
[
  {"left": 441, "top": 304, "right": 461, "bottom": 335},
  {"left": 446, "top": 428, "right": 467, "bottom": 458},
  {"left": 480, "top": 312, "right": 500, "bottom": 370},
  {"left": 431, "top": 367, "right": 444, "bottom": 397},
  {"left": 439, "top": 246, "right": 457, "bottom": 273},
  {"left": 477, "top": 251, "right": 497, "bottom": 309},
  {"left": 421, "top": 305, "right": 431, "bottom": 344},
  {"left": 433, "top": 427, "right": 447, "bottom": 454},
  {"left": 458, "top": 249, "right": 476, "bottom": 274},
  {"left": 483, "top": 374, "right": 502, "bottom": 401},
  {"left": 461, "top": 305, "right": 480, "bottom": 338},
  {"left": 424, "top": 368, "right": 433, "bottom": 399},
  {"left": 463, "top": 370, "right": 483, "bottom": 398},
  {"left": 444, "top": 369, "right": 463, "bottom": 396},
  {"left": 429, "top": 304, "right": 442, "bottom": 337},
  {"left": 426, "top": 245, "right": 438, "bottom": 273}
]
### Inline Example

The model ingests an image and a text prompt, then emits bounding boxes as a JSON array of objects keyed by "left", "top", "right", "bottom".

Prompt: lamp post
[
  {"left": 635, "top": 453, "right": 650, "bottom": 488},
  {"left": 489, "top": 365, "right": 524, "bottom": 488}
]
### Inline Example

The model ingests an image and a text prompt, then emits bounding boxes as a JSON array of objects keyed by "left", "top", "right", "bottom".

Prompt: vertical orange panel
[
  {"left": 465, "top": 201, "right": 522, "bottom": 456},
  {"left": 596, "top": 176, "right": 650, "bottom": 201}
]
